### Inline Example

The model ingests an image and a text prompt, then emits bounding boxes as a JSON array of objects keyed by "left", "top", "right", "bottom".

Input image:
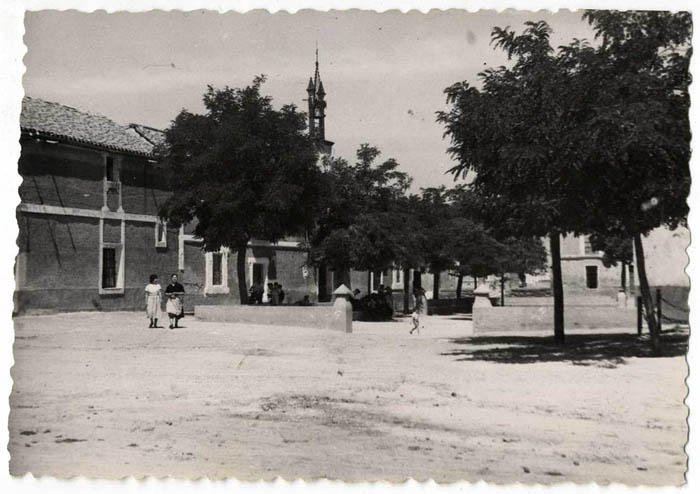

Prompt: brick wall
[
  {"left": 120, "top": 155, "right": 170, "bottom": 216},
  {"left": 123, "top": 221, "right": 179, "bottom": 287},
  {"left": 14, "top": 212, "right": 185, "bottom": 314},
  {"left": 19, "top": 139, "right": 170, "bottom": 217},
  {"left": 18, "top": 140, "right": 104, "bottom": 210},
  {"left": 17, "top": 212, "right": 100, "bottom": 290}
]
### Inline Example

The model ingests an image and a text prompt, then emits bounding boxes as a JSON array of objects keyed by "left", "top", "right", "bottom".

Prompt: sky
[{"left": 23, "top": 9, "right": 596, "bottom": 190}]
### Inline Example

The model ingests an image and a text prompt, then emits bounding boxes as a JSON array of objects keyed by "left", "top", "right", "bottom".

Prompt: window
[
  {"left": 212, "top": 253, "right": 223, "bottom": 286},
  {"left": 583, "top": 236, "right": 594, "bottom": 255},
  {"left": 394, "top": 269, "right": 401, "bottom": 284},
  {"left": 99, "top": 218, "right": 124, "bottom": 294},
  {"left": 372, "top": 271, "right": 381, "bottom": 291},
  {"left": 205, "top": 250, "right": 229, "bottom": 294},
  {"left": 586, "top": 266, "right": 598, "bottom": 289},
  {"left": 105, "top": 157, "right": 115, "bottom": 182},
  {"left": 103, "top": 156, "right": 122, "bottom": 212},
  {"left": 102, "top": 248, "right": 117, "bottom": 288}
]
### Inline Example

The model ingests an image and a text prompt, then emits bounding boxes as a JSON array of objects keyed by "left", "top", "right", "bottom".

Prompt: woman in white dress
[{"left": 145, "top": 274, "right": 162, "bottom": 328}]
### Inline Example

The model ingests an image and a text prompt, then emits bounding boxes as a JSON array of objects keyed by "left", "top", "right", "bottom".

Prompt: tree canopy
[
  {"left": 158, "top": 76, "right": 322, "bottom": 302},
  {"left": 437, "top": 12, "right": 690, "bottom": 345},
  {"left": 565, "top": 10, "right": 692, "bottom": 349},
  {"left": 308, "top": 144, "right": 415, "bottom": 285},
  {"left": 437, "top": 20, "right": 586, "bottom": 341}
]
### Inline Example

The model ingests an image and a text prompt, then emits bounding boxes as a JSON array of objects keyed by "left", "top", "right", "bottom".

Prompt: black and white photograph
[{"left": 0, "top": 0, "right": 696, "bottom": 489}]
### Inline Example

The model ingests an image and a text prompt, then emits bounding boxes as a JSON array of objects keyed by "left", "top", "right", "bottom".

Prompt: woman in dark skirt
[{"left": 164, "top": 273, "right": 185, "bottom": 329}]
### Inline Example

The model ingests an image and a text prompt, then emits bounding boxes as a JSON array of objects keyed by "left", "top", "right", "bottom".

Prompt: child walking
[
  {"left": 410, "top": 287, "right": 428, "bottom": 335},
  {"left": 145, "top": 274, "right": 162, "bottom": 328}
]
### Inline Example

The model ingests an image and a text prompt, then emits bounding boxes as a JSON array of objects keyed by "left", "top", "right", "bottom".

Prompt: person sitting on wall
[
  {"left": 266, "top": 283, "right": 274, "bottom": 305},
  {"left": 269, "top": 282, "right": 280, "bottom": 306},
  {"left": 384, "top": 285, "right": 394, "bottom": 312},
  {"left": 277, "top": 283, "right": 285, "bottom": 304},
  {"left": 295, "top": 295, "right": 312, "bottom": 306},
  {"left": 350, "top": 289, "right": 362, "bottom": 310},
  {"left": 249, "top": 283, "right": 264, "bottom": 304}
]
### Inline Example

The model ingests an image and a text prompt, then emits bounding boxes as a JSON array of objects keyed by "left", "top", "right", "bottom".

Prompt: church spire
[{"left": 307, "top": 46, "right": 327, "bottom": 142}]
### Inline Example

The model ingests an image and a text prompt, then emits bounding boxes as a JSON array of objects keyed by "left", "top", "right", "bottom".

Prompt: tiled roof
[
  {"left": 20, "top": 96, "right": 162, "bottom": 156},
  {"left": 129, "top": 124, "right": 166, "bottom": 149}
]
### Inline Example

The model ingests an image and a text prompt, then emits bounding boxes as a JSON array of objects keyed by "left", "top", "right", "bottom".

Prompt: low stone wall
[
  {"left": 473, "top": 305, "right": 637, "bottom": 333},
  {"left": 427, "top": 297, "right": 474, "bottom": 315},
  {"left": 195, "top": 302, "right": 352, "bottom": 333},
  {"left": 505, "top": 295, "right": 618, "bottom": 307}
]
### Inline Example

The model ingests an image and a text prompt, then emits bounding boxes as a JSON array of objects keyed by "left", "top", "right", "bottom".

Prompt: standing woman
[
  {"left": 165, "top": 273, "right": 185, "bottom": 329},
  {"left": 145, "top": 274, "right": 162, "bottom": 328}
]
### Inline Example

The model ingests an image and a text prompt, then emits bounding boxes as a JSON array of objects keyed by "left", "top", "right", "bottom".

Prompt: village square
[{"left": 7, "top": 7, "right": 692, "bottom": 486}]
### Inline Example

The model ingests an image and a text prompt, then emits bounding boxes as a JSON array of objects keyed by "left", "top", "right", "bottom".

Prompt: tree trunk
[
  {"left": 367, "top": 270, "right": 372, "bottom": 295},
  {"left": 549, "top": 233, "right": 565, "bottom": 343},
  {"left": 413, "top": 270, "right": 422, "bottom": 291},
  {"left": 403, "top": 267, "right": 410, "bottom": 313},
  {"left": 634, "top": 233, "right": 660, "bottom": 354},
  {"left": 456, "top": 273, "right": 464, "bottom": 300},
  {"left": 318, "top": 263, "right": 328, "bottom": 302},
  {"left": 236, "top": 241, "right": 249, "bottom": 305},
  {"left": 500, "top": 272, "right": 505, "bottom": 307},
  {"left": 629, "top": 263, "right": 636, "bottom": 294},
  {"left": 433, "top": 270, "right": 440, "bottom": 300},
  {"left": 473, "top": 276, "right": 477, "bottom": 289}
]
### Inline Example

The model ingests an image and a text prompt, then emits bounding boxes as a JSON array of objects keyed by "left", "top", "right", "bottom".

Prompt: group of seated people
[
  {"left": 248, "top": 282, "right": 314, "bottom": 306},
  {"left": 350, "top": 285, "right": 394, "bottom": 314},
  {"left": 248, "top": 282, "right": 285, "bottom": 305},
  {"left": 247, "top": 282, "right": 396, "bottom": 311}
]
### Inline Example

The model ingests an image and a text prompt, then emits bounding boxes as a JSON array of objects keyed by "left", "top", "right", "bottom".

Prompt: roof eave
[{"left": 21, "top": 127, "right": 158, "bottom": 159}]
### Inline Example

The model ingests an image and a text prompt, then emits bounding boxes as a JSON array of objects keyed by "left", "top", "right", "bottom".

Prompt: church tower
[{"left": 306, "top": 48, "right": 333, "bottom": 155}]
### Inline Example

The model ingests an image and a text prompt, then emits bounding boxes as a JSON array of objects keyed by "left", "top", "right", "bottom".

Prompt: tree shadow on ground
[{"left": 442, "top": 327, "right": 688, "bottom": 368}]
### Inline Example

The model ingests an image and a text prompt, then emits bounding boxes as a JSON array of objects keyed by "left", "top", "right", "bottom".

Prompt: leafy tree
[
  {"left": 408, "top": 186, "right": 458, "bottom": 300},
  {"left": 446, "top": 218, "right": 503, "bottom": 296},
  {"left": 425, "top": 185, "right": 547, "bottom": 300},
  {"left": 158, "top": 76, "right": 321, "bottom": 304},
  {"left": 564, "top": 10, "right": 691, "bottom": 351},
  {"left": 309, "top": 144, "right": 414, "bottom": 288},
  {"left": 498, "top": 236, "right": 548, "bottom": 287},
  {"left": 438, "top": 21, "right": 589, "bottom": 342},
  {"left": 589, "top": 234, "right": 633, "bottom": 289}
]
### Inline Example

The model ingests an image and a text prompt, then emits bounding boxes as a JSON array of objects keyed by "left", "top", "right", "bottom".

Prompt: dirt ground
[{"left": 9, "top": 311, "right": 688, "bottom": 485}]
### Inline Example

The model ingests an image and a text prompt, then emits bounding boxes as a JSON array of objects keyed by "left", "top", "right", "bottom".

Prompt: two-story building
[
  {"left": 14, "top": 95, "right": 332, "bottom": 314},
  {"left": 15, "top": 59, "right": 388, "bottom": 314}
]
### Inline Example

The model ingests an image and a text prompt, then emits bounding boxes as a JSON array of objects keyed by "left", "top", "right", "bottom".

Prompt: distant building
[{"left": 536, "top": 231, "right": 689, "bottom": 300}]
